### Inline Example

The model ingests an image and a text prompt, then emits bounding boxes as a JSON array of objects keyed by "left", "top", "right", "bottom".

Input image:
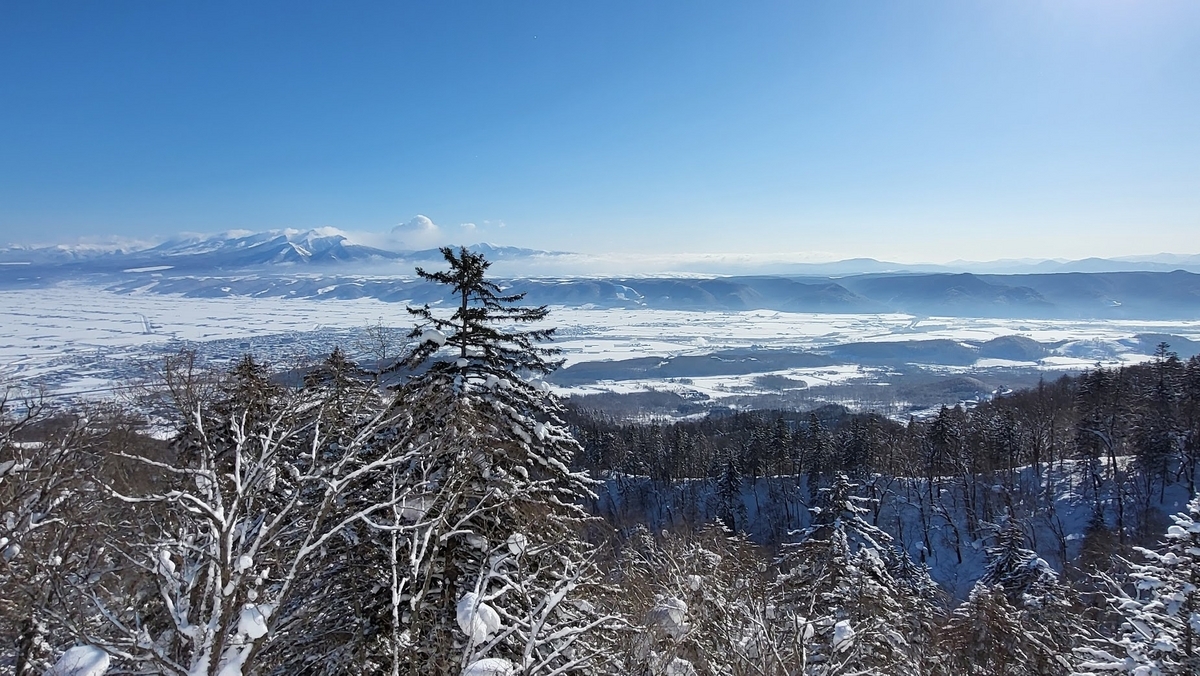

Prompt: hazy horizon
[{"left": 7, "top": 221, "right": 1200, "bottom": 267}]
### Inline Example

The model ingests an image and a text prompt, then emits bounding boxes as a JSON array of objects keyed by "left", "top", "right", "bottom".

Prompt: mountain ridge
[
  {"left": 1, "top": 229, "right": 1198, "bottom": 320},
  {"left": 3, "top": 227, "right": 1198, "bottom": 275}
]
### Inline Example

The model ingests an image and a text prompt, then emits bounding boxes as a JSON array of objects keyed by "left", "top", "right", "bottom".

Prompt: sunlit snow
[{"left": 45, "top": 646, "right": 109, "bottom": 676}]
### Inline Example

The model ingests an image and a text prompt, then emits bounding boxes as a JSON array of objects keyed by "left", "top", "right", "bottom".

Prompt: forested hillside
[
  {"left": 4, "top": 249, "right": 1200, "bottom": 675},
  {"left": 569, "top": 348, "right": 1200, "bottom": 556}
]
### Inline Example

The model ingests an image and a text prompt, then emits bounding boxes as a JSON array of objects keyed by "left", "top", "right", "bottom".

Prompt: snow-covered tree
[
  {"left": 770, "top": 474, "right": 938, "bottom": 674},
  {"left": 0, "top": 388, "right": 97, "bottom": 674},
  {"left": 58, "top": 374, "right": 417, "bottom": 676},
  {"left": 714, "top": 452, "right": 746, "bottom": 534},
  {"left": 617, "top": 524, "right": 776, "bottom": 676},
  {"left": 937, "top": 521, "right": 1080, "bottom": 675},
  {"left": 386, "top": 246, "right": 621, "bottom": 675},
  {"left": 255, "top": 350, "right": 400, "bottom": 673},
  {"left": 1075, "top": 495, "right": 1200, "bottom": 675},
  {"left": 0, "top": 389, "right": 146, "bottom": 675}
]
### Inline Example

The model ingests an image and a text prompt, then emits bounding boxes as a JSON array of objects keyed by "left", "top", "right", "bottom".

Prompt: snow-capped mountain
[
  {"left": 4, "top": 227, "right": 1200, "bottom": 276},
  {"left": 2, "top": 228, "right": 1199, "bottom": 319},
  {"left": 0, "top": 228, "right": 560, "bottom": 272},
  {"left": 139, "top": 229, "right": 405, "bottom": 268}
]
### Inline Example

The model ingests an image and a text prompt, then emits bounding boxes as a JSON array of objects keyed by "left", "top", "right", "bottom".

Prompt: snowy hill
[{"left": 0, "top": 228, "right": 404, "bottom": 270}]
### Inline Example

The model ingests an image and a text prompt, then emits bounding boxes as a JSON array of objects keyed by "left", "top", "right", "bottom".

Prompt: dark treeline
[{"left": 568, "top": 345, "right": 1200, "bottom": 538}]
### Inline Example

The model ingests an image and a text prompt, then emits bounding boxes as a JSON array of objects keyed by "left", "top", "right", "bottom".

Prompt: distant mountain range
[
  {"left": 0, "top": 228, "right": 556, "bottom": 272},
  {"left": 2, "top": 228, "right": 1198, "bottom": 319},
  {"left": 2, "top": 227, "right": 1199, "bottom": 275}
]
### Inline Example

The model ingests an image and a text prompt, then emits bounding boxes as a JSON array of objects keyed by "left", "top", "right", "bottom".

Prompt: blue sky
[{"left": 1, "top": 1, "right": 1197, "bottom": 262}]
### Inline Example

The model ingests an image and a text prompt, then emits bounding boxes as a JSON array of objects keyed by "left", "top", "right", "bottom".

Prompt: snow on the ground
[
  {"left": 552, "top": 364, "right": 877, "bottom": 400},
  {"left": 45, "top": 645, "right": 109, "bottom": 676},
  {"left": 1, "top": 282, "right": 1195, "bottom": 400}
]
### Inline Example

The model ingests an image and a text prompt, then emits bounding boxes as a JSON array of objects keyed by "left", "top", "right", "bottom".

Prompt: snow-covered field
[
  {"left": 552, "top": 309, "right": 1198, "bottom": 363},
  {"left": 2, "top": 283, "right": 1198, "bottom": 402},
  {"left": 552, "top": 365, "right": 880, "bottom": 399}
]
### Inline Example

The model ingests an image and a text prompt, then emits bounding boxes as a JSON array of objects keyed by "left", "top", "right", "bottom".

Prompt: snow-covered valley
[{"left": 2, "top": 282, "right": 1197, "bottom": 417}]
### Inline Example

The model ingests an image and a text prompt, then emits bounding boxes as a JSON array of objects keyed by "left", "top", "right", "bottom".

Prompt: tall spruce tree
[
  {"left": 405, "top": 246, "right": 558, "bottom": 375},
  {"left": 387, "top": 247, "right": 619, "bottom": 675}
]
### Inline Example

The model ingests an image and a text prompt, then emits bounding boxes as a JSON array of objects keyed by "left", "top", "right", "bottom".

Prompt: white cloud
[
  {"left": 458, "top": 220, "right": 508, "bottom": 241},
  {"left": 383, "top": 215, "right": 508, "bottom": 250},
  {"left": 390, "top": 215, "right": 443, "bottom": 249}
]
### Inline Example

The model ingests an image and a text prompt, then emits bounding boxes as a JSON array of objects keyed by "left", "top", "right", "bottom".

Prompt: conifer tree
[
  {"left": 938, "top": 522, "right": 1080, "bottom": 675},
  {"left": 1073, "top": 367, "right": 1132, "bottom": 538},
  {"left": 1076, "top": 495, "right": 1200, "bottom": 675},
  {"left": 714, "top": 452, "right": 746, "bottom": 533},
  {"left": 1133, "top": 344, "right": 1181, "bottom": 505},
  {"left": 801, "top": 414, "right": 831, "bottom": 500},
  {"left": 303, "top": 348, "right": 374, "bottom": 417},
  {"left": 769, "top": 415, "right": 793, "bottom": 477},
  {"left": 267, "top": 349, "right": 394, "bottom": 674},
  {"left": 171, "top": 353, "right": 283, "bottom": 472},
  {"left": 771, "top": 474, "right": 937, "bottom": 674},
  {"left": 1181, "top": 357, "right": 1200, "bottom": 493},
  {"left": 387, "top": 246, "right": 619, "bottom": 675},
  {"left": 405, "top": 246, "right": 558, "bottom": 375},
  {"left": 218, "top": 355, "right": 283, "bottom": 432}
]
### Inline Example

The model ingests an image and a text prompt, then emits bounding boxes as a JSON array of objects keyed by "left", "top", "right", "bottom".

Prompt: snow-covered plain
[
  {"left": 2, "top": 283, "right": 1197, "bottom": 402},
  {"left": 551, "top": 365, "right": 878, "bottom": 399}
]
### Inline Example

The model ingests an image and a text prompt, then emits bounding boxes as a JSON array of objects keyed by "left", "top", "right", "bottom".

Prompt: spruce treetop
[{"left": 405, "top": 246, "right": 560, "bottom": 376}]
